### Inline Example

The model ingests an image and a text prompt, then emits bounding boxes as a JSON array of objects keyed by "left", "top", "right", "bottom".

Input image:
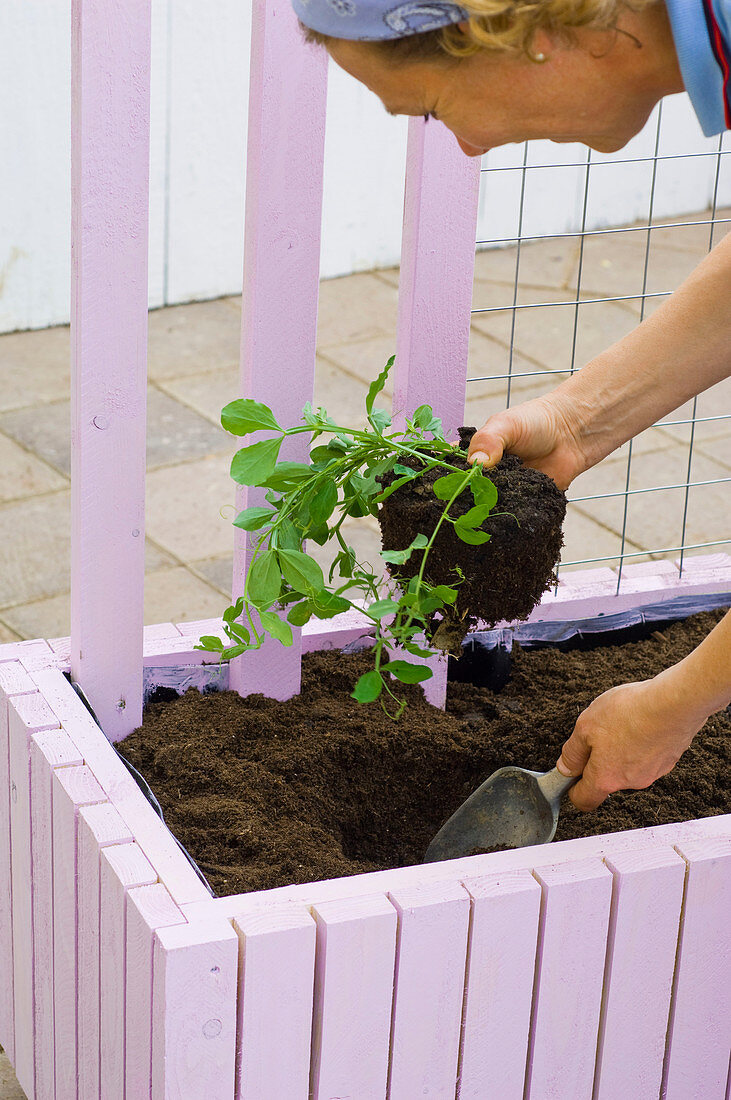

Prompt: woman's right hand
[{"left": 466, "top": 393, "right": 591, "bottom": 491}]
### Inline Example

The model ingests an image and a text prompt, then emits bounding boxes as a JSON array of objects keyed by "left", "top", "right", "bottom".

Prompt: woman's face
[{"left": 327, "top": 13, "right": 681, "bottom": 156}]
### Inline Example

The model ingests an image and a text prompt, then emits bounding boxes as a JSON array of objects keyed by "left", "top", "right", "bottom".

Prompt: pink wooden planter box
[
  {"left": 1, "top": 560, "right": 730, "bottom": 1099},
  {"left": 3, "top": 0, "right": 729, "bottom": 1095}
]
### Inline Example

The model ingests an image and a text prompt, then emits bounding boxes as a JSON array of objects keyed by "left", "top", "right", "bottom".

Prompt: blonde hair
[{"left": 301, "top": 0, "right": 655, "bottom": 62}]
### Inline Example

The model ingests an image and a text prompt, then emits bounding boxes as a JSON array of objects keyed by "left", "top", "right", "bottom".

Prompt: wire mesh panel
[{"left": 467, "top": 100, "right": 731, "bottom": 586}]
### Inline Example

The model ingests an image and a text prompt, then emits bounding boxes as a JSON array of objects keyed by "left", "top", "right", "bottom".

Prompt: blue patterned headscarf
[{"left": 292, "top": 0, "right": 468, "bottom": 40}]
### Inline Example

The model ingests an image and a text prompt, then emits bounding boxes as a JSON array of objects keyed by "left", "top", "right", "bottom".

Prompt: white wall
[{"left": 1, "top": 0, "right": 729, "bottom": 333}]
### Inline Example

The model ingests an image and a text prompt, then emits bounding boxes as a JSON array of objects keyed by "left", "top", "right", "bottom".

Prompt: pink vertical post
[
  {"left": 594, "top": 847, "right": 686, "bottom": 1099},
  {"left": 663, "top": 838, "right": 731, "bottom": 1099},
  {"left": 459, "top": 870, "right": 542, "bottom": 1099},
  {"left": 30, "top": 729, "right": 85, "bottom": 1100},
  {"left": 233, "top": 907, "right": 317, "bottom": 1100},
  {"left": 386, "top": 882, "right": 470, "bottom": 1097},
  {"left": 229, "top": 0, "right": 328, "bottom": 702},
  {"left": 309, "top": 895, "right": 397, "bottom": 1100},
  {"left": 70, "top": 0, "right": 152, "bottom": 737},
  {"left": 9, "top": 694, "right": 60, "bottom": 1098},
  {"left": 0, "top": 662, "right": 36, "bottom": 1063},
  {"left": 77, "top": 803, "right": 134, "bottom": 1100},
  {"left": 394, "top": 120, "right": 481, "bottom": 438},
  {"left": 125, "top": 883, "right": 187, "bottom": 1100},
  {"left": 151, "top": 917, "right": 239, "bottom": 1100},
  {"left": 526, "top": 858, "right": 613, "bottom": 1099}
]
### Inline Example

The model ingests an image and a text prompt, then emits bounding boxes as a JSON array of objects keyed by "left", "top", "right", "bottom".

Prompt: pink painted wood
[
  {"left": 394, "top": 118, "right": 481, "bottom": 440},
  {"left": 0, "top": 662, "right": 36, "bottom": 1064},
  {"left": 459, "top": 869, "right": 542, "bottom": 1099},
  {"left": 594, "top": 846, "right": 686, "bottom": 1099},
  {"left": 525, "top": 857, "right": 613, "bottom": 1099},
  {"left": 125, "top": 883, "right": 187, "bottom": 1100},
  {"left": 52, "top": 764, "right": 106, "bottom": 1099},
  {"left": 151, "top": 917, "right": 239, "bottom": 1100},
  {"left": 32, "top": 668, "right": 209, "bottom": 904},
  {"left": 77, "top": 803, "right": 135, "bottom": 1100},
  {"left": 229, "top": 0, "right": 328, "bottom": 703},
  {"left": 309, "top": 894, "right": 397, "bottom": 1100},
  {"left": 233, "top": 906, "right": 316, "bottom": 1100},
  {"left": 663, "top": 837, "right": 731, "bottom": 1099},
  {"left": 386, "top": 881, "right": 471, "bottom": 1097},
  {"left": 8, "top": 693, "right": 60, "bottom": 1097},
  {"left": 70, "top": 0, "right": 151, "bottom": 738},
  {"left": 30, "top": 730, "right": 84, "bottom": 1100},
  {"left": 100, "top": 843, "right": 158, "bottom": 1099}
]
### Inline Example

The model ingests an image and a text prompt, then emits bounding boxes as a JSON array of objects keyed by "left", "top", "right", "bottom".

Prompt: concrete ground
[{"left": 0, "top": 210, "right": 729, "bottom": 1094}]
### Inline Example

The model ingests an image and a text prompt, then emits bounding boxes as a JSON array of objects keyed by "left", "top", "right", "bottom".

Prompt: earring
[{"left": 534, "top": 51, "right": 547, "bottom": 62}]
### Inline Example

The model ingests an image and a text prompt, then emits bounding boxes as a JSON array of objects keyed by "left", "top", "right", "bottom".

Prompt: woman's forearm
[
  {"left": 659, "top": 607, "right": 731, "bottom": 722},
  {"left": 550, "top": 231, "right": 731, "bottom": 471}
]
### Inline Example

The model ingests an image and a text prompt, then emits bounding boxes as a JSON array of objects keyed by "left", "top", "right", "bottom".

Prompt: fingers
[
  {"left": 467, "top": 421, "right": 507, "bottom": 469},
  {"left": 557, "top": 722, "right": 612, "bottom": 812}
]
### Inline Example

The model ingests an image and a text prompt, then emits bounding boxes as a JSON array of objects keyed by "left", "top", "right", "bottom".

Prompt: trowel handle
[{"left": 536, "top": 767, "right": 578, "bottom": 807}]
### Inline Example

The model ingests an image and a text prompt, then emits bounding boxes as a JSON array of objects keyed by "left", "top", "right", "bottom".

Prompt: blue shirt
[{"left": 666, "top": 0, "right": 731, "bottom": 134}]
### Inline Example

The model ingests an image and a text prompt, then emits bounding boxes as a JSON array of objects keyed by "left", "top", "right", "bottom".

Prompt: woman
[{"left": 294, "top": 0, "right": 731, "bottom": 812}]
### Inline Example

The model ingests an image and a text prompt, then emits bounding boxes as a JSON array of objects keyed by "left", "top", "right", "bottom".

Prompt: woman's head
[
  {"left": 297, "top": 1, "right": 655, "bottom": 63},
  {"left": 295, "top": 1, "right": 682, "bottom": 155}
]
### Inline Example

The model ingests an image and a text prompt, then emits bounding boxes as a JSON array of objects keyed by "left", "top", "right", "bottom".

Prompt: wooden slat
[
  {"left": 229, "top": 0, "right": 327, "bottom": 702},
  {"left": 309, "top": 894, "right": 397, "bottom": 1100},
  {"left": 663, "top": 838, "right": 731, "bottom": 1099},
  {"left": 459, "top": 869, "right": 542, "bottom": 1099},
  {"left": 151, "top": 916, "right": 238, "bottom": 1100},
  {"left": 386, "top": 882, "right": 470, "bottom": 1097},
  {"left": 30, "top": 730, "right": 84, "bottom": 1100},
  {"left": 594, "top": 847, "right": 686, "bottom": 1099},
  {"left": 77, "top": 804, "right": 135, "bottom": 1100},
  {"left": 52, "top": 765, "right": 106, "bottom": 1099},
  {"left": 99, "top": 843, "right": 158, "bottom": 1100},
  {"left": 525, "top": 858, "right": 613, "bottom": 1099},
  {"left": 394, "top": 118, "right": 481, "bottom": 439},
  {"left": 70, "top": 0, "right": 151, "bottom": 738},
  {"left": 9, "top": 693, "right": 60, "bottom": 1097},
  {"left": 31, "top": 668, "right": 209, "bottom": 904},
  {"left": 125, "top": 883, "right": 187, "bottom": 1100},
  {"left": 0, "top": 662, "right": 36, "bottom": 1063},
  {"left": 233, "top": 906, "right": 316, "bottom": 1100}
]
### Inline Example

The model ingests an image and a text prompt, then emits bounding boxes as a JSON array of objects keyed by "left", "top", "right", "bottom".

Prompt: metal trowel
[{"left": 424, "top": 766, "right": 578, "bottom": 863}]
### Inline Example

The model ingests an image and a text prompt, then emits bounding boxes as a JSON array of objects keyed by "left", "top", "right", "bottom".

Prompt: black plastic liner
[{"left": 451, "top": 591, "right": 731, "bottom": 691}]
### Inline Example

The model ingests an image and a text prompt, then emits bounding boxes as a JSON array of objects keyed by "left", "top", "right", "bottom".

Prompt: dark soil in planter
[
  {"left": 118, "top": 607, "right": 730, "bottom": 897},
  {"left": 378, "top": 429, "right": 566, "bottom": 648}
]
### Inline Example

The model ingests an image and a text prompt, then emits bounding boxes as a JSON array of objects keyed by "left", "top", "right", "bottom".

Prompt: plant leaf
[
  {"left": 230, "top": 438, "right": 283, "bottom": 486},
  {"left": 261, "top": 461, "right": 313, "bottom": 491},
  {"left": 272, "top": 518, "right": 303, "bottom": 551},
  {"left": 287, "top": 600, "right": 313, "bottom": 626},
  {"left": 367, "top": 598, "right": 400, "bottom": 620},
  {"left": 221, "top": 399, "right": 282, "bottom": 435},
  {"left": 310, "top": 590, "right": 351, "bottom": 618},
  {"left": 427, "top": 584, "right": 458, "bottom": 604},
  {"left": 309, "top": 480, "right": 338, "bottom": 526},
  {"left": 247, "top": 550, "right": 282, "bottom": 606},
  {"left": 351, "top": 670, "right": 383, "bottom": 703},
  {"left": 454, "top": 525, "right": 491, "bottom": 545},
  {"left": 222, "top": 598, "right": 245, "bottom": 623},
  {"left": 433, "top": 471, "right": 469, "bottom": 501},
  {"left": 278, "top": 549, "right": 325, "bottom": 593},
  {"left": 383, "top": 659, "right": 432, "bottom": 683},
  {"left": 456, "top": 504, "right": 494, "bottom": 530},
  {"left": 471, "top": 475, "right": 499, "bottom": 509},
  {"left": 225, "top": 621, "right": 251, "bottom": 644},
  {"left": 381, "top": 533, "right": 429, "bottom": 565},
  {"left": 369, "top": 408, "right": 392, "bottom": 433},
  {"left": 258, "top": 610, "right": 293, "bottom": 646},
  {"left": 404, "top": 641, "right": 435, "bottom": 658},
  {"left": 412, "top": 404, "right": 434, "bottom": 429},
  {"left": 366, "top": 355, "right": 395, "bottom": 417},
  {"left": 232, "top": 506, "right": 275, "bottom": 531},
  {"left": 196, "top": 635, "right": 224, "bottom": 651}
]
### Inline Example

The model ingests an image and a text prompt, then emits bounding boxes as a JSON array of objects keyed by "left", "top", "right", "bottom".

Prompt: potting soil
[{"left": 118, "top": 608, "right": 730, "bottom": 897}]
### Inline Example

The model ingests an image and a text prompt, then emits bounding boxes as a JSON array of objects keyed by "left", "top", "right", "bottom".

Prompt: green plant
[{"left": 196, "top": 357, "right": 499, "bottom": 716}]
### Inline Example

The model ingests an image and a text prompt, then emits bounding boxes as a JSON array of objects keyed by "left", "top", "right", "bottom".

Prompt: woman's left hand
[{"left": 556, "top": 675, "right": 706, "bottom": 811}]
